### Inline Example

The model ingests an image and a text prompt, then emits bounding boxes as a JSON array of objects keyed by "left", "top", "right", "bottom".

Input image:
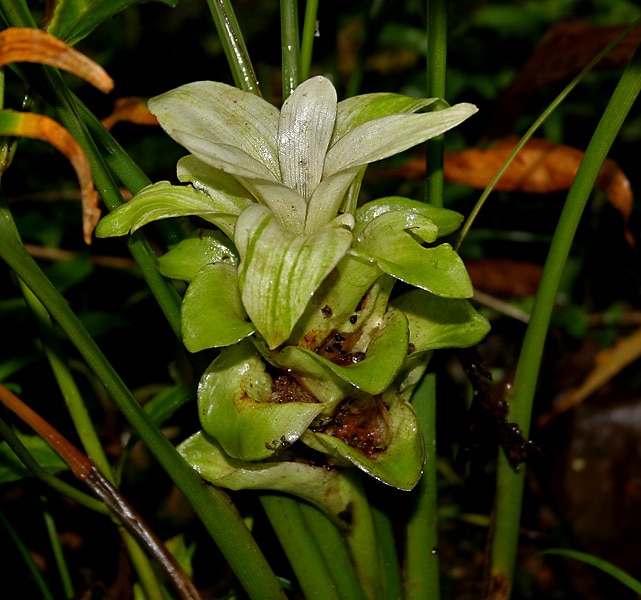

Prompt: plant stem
[
  {"left": 488, "top": 40, "right": 641, "bottom": 599},
  {"left": 206, "top": 0, "right": 260, "bottom": 95},
  {"left": 424, "top": 0, "right": 448, "bottom": 208},
  {"left": 299, "top": 502, "right": 368, "bottom": 600},
  {"left": 280, "top": 0, "right": 300, "bottom": 98},
  {"left": 42, "top": 498, "right": 75, "bottom": 599},
  {"left": 370, "top": 499, "right": 403, "bottom": 599},
  {"left": 405, "top": 0, "right": 449, "bottom": 596},
  {"left": 0, "top": 507, "right": 56, "bottom": 600},
  {"left": 300, "top": 0, "right": 319, "bottom": 81},
  {"left": 406, "top": 372, "right": 440, "bottom": 600},
  {"left": 261, "top": 494, "right": 339, "bottom": 600}
]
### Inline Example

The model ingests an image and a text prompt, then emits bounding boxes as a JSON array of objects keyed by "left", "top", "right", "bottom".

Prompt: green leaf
[
  {"left": 46, "top": 0, "right": 179, "bottom": 47},
  {"left": 278, "top": 76, "right": 337, "bottom": 201},
  {"left": 539, "top": 549, "right": 641, "bottom": 595},
  {"left": 0, "top": 436, "right": 68, "bottom": 484},
  {"left": 280, "top": 309, "right": 409, "bottom": 396},
  {"left": 95, "top": 181, "right": 239, "bottom": 239},
  {"left": 178, "top": 430, "right": 357, "bottom": 530},
  {"left": 174, "top": 137, "right": 308, "bottom": 234},
  {"left": 301, "top": 394, "right": 424, "bottom": 490},
  {"left": 355, "top": 210, "right": 473, "bottom": 298},
  {"left": 354, "top": 196, "right": 463, "bottom": 239},
  {"left": 235, "top": 205, "right": 353, "bottom": 349},
  {"left": 158, "top": 229, "right": 238, "bottom": 282},
  {"left": 392, "top": 289, "right": 490, "bottom": 353},
  {"left": 182, "top": 263, "right": 254, "bottom": 352},
  {"left": 198, "top": 341, "right": 325, "bottom": 460},
  {"left": 149, "top": 81, "right": 281, "bottom": 180}
]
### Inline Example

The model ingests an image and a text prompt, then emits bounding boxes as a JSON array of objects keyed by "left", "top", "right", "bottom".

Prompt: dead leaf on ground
[
  {"left": 465, "top": 257, "right": 543, "bottom": 298},
  {"left": 442, "top": 137, "right": 634, "bottom": 246},
  {"left": 101, "top": 97, "right": 158, "bottom": 130},
  {"left": 539, "top": 326, "right": 641, "bottom": 426},
  {"left": 486, "top": 19, "right": 641, "bottom": 137}
]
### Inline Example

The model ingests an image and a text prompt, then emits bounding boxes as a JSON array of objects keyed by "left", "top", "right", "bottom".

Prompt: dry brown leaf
[
  {"left": 11, "top": 111, "right": 100, "bottom": 244},
  {"left": 486, "top": 19, "right": 641, "bottom": 137},
  {"left": 0, "top": 27, "right": 114, "bottom": 93},
  {"left": 541, "top": 326, "right": 641, "bottom": 425},
  {"left": 101, "top": 97, "right": 158, "bottom": 130},
  {"left": 465, "top": 257, "right": 543, "bottom": 298},
  {"left": 443, "top": 137, "right": 634, "bottom": 245}
]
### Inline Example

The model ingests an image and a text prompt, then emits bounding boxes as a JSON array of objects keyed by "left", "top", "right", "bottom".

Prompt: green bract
[{"left": 96, "top": 76, "right": 490, "bottom": 497}]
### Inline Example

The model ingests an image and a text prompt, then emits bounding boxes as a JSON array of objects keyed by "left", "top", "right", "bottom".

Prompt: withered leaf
[
  {"left": 465, "top": 258, "right": 543, "bottom": 298},
  {"left": 443, "top": 137, "right": 634, "bottom": 246},
  {"left": 541, "top": 326, "right": 641, "bottom": 425},
  {"left": 101, "top": 97, "right": 159, "bottom": 130}
]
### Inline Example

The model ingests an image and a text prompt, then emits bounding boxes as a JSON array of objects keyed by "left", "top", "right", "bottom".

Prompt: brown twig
[{"left": 0, "top": 382, "right": 201, "bottom": 600}]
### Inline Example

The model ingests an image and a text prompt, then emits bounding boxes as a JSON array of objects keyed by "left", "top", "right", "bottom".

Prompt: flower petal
[
  {"left": 149, "top": 81, "right": 281, "bottom": 179},
  {"left": 174, "top": 137, "right": 307, "bottom": 234},
  {"left": 333, "top": 93, "right": 440, "bottom": 143},
  {"left": 95, "top": 181, "right": 238, "bottom": 239},
  {"left": 177, "top": 155, "right": 254, "bottom": 214},
  {"left": 324, "top": 103, "right": 478, "bottom": 177},
  {"left": 278, "top": 76, "right": 337, "bottom": 200},
  {"left": 281, "top": 309, "right": 409, "bottom": 396},
  {"left": 235, "top": 205, "right": 353, "bottom": 349},
  {"left": 178, "top": 430, "right": 359, "bottom": 530}
]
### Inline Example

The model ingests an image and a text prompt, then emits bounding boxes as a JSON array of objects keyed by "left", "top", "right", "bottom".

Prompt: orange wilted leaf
[
  {"left": 465, "top": 258, "right": 543, "bottom": 298},
  {"left": 101, "top": 97, "right": 158, "bottom": 130},
  {"left": 0, "top": 110, "right": 100, "bottom": 244},
  {"left": 443, "top": 137, "right": 634, "bottom": 245},
  {"left": 0, "top": 27, "right": 114, "bottom": 93}
]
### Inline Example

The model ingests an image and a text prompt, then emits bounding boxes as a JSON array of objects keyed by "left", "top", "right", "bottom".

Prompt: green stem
[
  {"left": 370, "top": 499, "right": 403, "bottom": 600},
  {"left": 280, "top": 0, "right": 300, "bottom": 98},
  {"left": 0, "top": 506, "right": 56, "bottom": 600},
  {"left": 406, "top": 372, "right": 440, "bottom": 600},
  {"left": 405, "top": 0, "right": 449, "bottom": 595},
  {"left": 19, "top": 282, "right": 114, "bottom": 478},
  {"left": 299, "top": 502, "right": 368, "bottom": 600},
  {"left": 424, "top": 0, "right": 448, "bottom": 208},
  {"left": 300, "top": 0, "right": 320, "bottom": 82},
  {"left": 42, "top": 498, "right": 75, "bottom": 599},
  {"left": 261, "top": 494, "right": 339, "bottom": 600},
  {"left": 206, "top": 0, "right": 260, "bottom": 95},
  {"left": 488, "top": 40, "right": 641, "bottom": 599},
  {"left": 341, "top": 472, "right": 384, "bottom": 600}
]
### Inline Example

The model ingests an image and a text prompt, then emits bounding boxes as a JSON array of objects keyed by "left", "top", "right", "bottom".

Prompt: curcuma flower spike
[{"left": 96, "top": 76, "right": 490, "bottom": 492}]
